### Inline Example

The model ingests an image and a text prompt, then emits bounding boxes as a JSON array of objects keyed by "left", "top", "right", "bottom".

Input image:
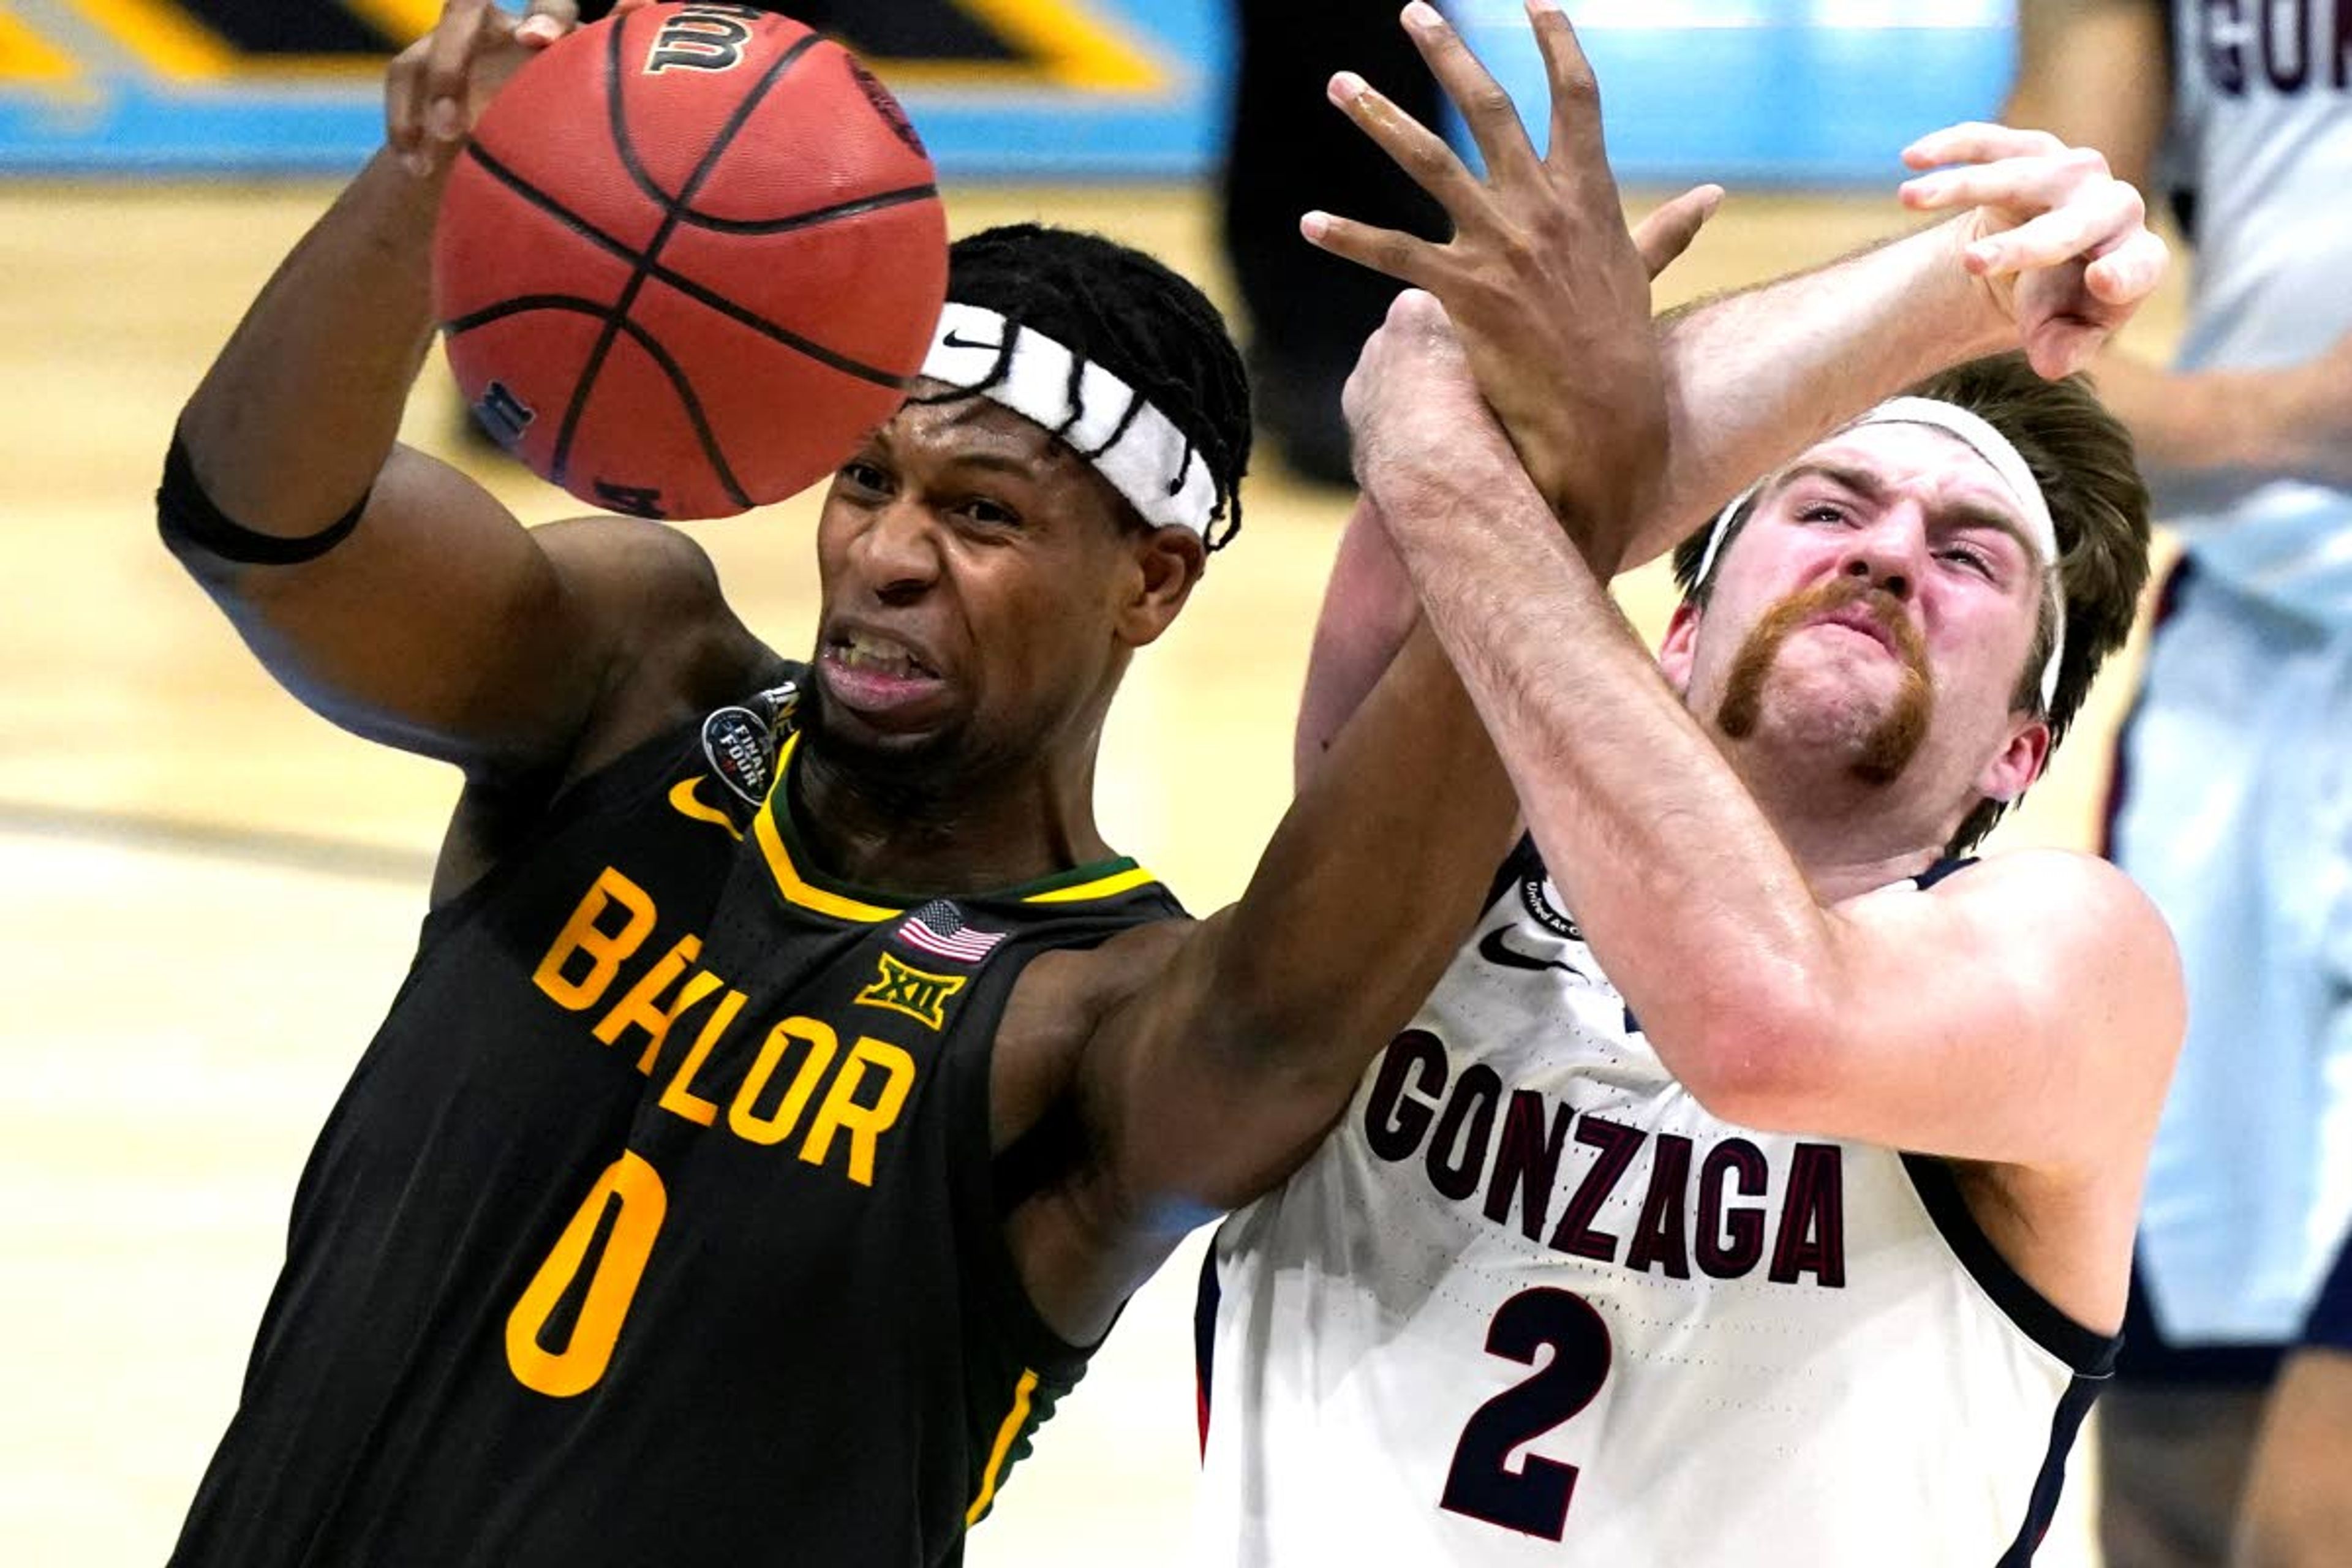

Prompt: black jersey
[{"left": 170, "top": 676, "right": 1184, "bottom": 1567}]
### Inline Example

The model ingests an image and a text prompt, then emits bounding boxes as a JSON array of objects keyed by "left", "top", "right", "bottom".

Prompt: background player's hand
[
  {"left": 1899, "top": 121, "right": 2169, "bottom": 379},
  {"left": 386, "top": 0, "right": 581, "bottom": 178},
  {"left": 1304, "top": 0, "right": 1709, "bottom": 537}
]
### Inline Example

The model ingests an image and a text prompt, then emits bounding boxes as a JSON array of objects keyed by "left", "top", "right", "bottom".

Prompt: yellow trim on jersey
[
  {"left": 753, "top": 796, "right": 905, "bottom": 923},
  {"left": 666, "top": 777, "right": 745, "bottom": 842},
  {"left": 68, "top": 0, "right": 235, "bottom": 78},
  {"left": 966, "top": 1367, "right": 1041, "bottom": 1525},
  {"left": 1020, "top": 864, "right": 1158, "bottom": 904}
]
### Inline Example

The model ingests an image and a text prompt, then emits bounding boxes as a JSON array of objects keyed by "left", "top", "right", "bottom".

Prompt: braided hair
[{"left": 918, "top": 224, "right": 1253, "bottom": 551}]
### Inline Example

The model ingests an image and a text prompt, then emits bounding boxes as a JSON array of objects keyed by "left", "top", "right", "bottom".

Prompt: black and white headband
[
  {"left": 918, "top": 302, "right": 1221, "bottom": 538},
  {"left": 1694, "top": 396, "right": 2067, "bottom": 710}
]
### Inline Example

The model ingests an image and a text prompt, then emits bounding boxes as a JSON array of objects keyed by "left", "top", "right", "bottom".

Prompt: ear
[
  {"left": 1976, "top": 714, "right": 2052, "bottom": 804},
  {"left": 1115, "top": 524, "right": 1207, "bottom": 648},
  {"left": 1657, "top": 600, "right": 1703, "bottom": 695}
]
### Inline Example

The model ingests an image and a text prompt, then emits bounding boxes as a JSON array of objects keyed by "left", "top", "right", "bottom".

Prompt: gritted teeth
[{"left": 832, "top": 630, "right": 934, "bottom": 677}]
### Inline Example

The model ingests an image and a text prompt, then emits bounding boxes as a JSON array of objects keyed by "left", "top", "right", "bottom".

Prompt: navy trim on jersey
[
  {"left": 1482, "top": 835, "right": 1540, "bottom": 919},
  {"left": 1914, "top": 854, "right": 1980, "bottom": 891},
  {"left": 1194, "top": 1240, "right": 1222, "bottom": 1454},
  {"left": 1899, "top": 1154, "right": 2120, "bottom": 1375},
  {"left": 1996, "top": 1366, "right": 2108, "bottom": 1567}
]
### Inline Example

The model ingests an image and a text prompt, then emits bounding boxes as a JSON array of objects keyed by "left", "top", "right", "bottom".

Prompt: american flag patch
[{"left": 894, "top": 900, "right": 1006, "bottom": 964}]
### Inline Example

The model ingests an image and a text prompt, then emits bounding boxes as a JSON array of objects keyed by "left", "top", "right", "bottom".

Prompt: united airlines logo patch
[
  {"left": 856, "top": 952, "right": 967, "bottom": 1032},
  {"left": 1520, "top": 875, "right": 1583, "bottom": 941},
  {"left": 701, "top": 706, "right": 776, "bottom": 806}
]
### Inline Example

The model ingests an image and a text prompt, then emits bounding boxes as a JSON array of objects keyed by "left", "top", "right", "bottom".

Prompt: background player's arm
[{"left": 168, "top": 3, "right": 763, "bottom": 786}]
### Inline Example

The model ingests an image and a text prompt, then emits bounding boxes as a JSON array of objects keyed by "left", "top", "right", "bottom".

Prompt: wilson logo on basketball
[{"left": 644, "top": 3, "right": 764, "bottom": 75}]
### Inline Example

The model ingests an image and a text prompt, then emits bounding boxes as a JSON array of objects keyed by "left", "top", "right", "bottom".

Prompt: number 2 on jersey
[
  {"left": 1439, "top": 1287, "right": 1613, "bottom": 1540},
  {"left": 505, "top": 1152, "right": 668, "bottom": 1397}
]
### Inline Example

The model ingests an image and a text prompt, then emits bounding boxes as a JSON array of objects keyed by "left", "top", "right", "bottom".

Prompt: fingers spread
[
  {"left": 1303, "top": 209, "right": 1440, "bottom": 289},
  {"left": 1400, "top": 1, "right": 1541, "bottom": 182},
  {"left": 1327, "top": 69, "right": 1486, "bottom": 214},
  {"left": 1630, "top": 184, "right": 1722, "bottom": 280},
  {"left": 1526, "top": 0, "right": 1608, "bottom": 178}
]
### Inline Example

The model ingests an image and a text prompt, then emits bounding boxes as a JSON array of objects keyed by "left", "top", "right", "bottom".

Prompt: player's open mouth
[
  {"left": 828, "top": 629, "right": 937, "bottom": 679},
  {"left": 818, "top": 627, "right": 949, "bottom": 718}
]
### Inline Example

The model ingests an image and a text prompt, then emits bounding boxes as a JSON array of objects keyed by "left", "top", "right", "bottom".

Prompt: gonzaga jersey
[
  {"left": 2165, "top": 0, "right": 2352, "bottom": 616},
  {"left": 1196, "top": 843, "right": 2114, "bottom": 1566},
  {"left": 172, "top": 673, "right": 1182, "bottom": 1568}
]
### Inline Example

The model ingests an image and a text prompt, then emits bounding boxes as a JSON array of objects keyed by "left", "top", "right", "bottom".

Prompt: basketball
[{"left": 432, "top": 3, "right": 948, "bottom": 521}]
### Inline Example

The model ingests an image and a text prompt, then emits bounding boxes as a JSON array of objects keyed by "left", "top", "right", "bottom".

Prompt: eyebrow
[{"left": 1770, "top": 459, "right": 2038, "bottom": 561}]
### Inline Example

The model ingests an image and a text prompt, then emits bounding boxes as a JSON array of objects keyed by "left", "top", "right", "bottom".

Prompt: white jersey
[
  {"left": 1195, "top": 845, "right": 2115, "bottom": 1566},
  {"left": 2164, "top": 0, "right": 2352, "bottom": 617}
]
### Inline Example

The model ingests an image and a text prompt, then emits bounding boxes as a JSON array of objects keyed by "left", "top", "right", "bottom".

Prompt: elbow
[{"left": 1668, "top": 998, "right": 1833, "bottom": 1134}]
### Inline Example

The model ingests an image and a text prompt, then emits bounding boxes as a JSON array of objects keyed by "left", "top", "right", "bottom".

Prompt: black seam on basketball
[
  {"left": 603, "top": 15, "right": 680, "bottom": 214},
  {"left": 668, "top": 181, "right": 937, "bottom": 236},
  {"left": 462, "top": 143, "right": 911, "bottom": 391},
  {"left": 554, "top": 28, "right": 826, "bottom": 489},
  {"left": 445, "top": 295, "right": 750, "bottom": 509}
]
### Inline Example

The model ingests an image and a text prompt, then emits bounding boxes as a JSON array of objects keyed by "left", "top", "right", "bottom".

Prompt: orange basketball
[{"left": 432, "top": 4, "right": 948, "bottom": 521}]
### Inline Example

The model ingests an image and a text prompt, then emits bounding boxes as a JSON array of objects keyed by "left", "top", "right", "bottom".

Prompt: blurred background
[{"left": 1, "top": 2, "right": 2190, "bottom": 1564}]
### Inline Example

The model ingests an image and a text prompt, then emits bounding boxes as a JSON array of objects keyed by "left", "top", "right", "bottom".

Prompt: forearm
[
  {"left": 1378, "top": 464, "right": 1831, "bottom": 1093},
  {"left": 2091, "top": 344, "right": 2297, "bottom": 483},
  {"left": 1293, "top": 497, "right": 1418, "bottom": 788},
  {"left": 179, "top": 150, "right": 445, "bottom": 535},
  {"left": 1630, "top": 220, "right": 2012, "bottom": 568}
]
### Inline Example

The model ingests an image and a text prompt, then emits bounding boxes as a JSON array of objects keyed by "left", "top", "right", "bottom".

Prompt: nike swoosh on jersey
[
  {"left": 1476, "top": 925, "right": 1585, "bottom": 978},
  {"left": 940, "top": 330, "right": 1002, "bottom": 352}
]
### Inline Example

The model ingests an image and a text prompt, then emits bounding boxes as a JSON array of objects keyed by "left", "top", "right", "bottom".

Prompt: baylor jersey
[{"left": 171, "top": 674, "right": 1182, "bottom": 1567}]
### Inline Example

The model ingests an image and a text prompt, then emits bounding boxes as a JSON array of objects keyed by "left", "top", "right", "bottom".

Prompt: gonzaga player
[{"left": 1198, "top": 9, "right": 2183, "bottom": 1562}]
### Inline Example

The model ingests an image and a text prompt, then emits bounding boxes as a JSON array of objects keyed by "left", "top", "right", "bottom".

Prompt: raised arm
[
  {"left": 1357, "top": 14, "right": 2182, "bottom": 1177},
  {"left": 167, "top": 0, "right": 759, "bottom": 788},
  {"left": 1292, "top": 3, "right": 2167, "bottom": 780},
  {"left": 1002, "top": 1, "right": 1679, "bottom": 1343}
]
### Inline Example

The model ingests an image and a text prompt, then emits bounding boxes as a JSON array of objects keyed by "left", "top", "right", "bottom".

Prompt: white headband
[
  {"left": 1692, "top": 396, "right": 2067, "bottom": 710},
  {"left": 917, "top": 302, "right": 1221, "bottom": 538}
]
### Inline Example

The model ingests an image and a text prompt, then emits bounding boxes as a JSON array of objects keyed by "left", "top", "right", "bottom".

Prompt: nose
[
  {"left": 846, "top": 496, "right": 943, "bottom": 606},
  {"left": 1838, "top": 504, "right": 1927, "bottom": 601}
]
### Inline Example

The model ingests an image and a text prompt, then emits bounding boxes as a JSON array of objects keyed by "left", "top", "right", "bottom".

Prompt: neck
[
  {"left": 788, "top": 733, "right": 1116, "bottom": 899},
  {"left": 1724, "top": 739, "right": 1956, "bottom": 903}
]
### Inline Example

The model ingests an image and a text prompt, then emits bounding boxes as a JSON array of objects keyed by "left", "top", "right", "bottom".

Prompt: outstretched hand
[
  {"left": 1899, "top": 121, "right": 2169, "bottom": 379},
  {"left": 1304, "top": 0, "right": 1713, "bottom": 542},
  {"left": 385, "top": 0, "right": 583, "bottom": 178}
]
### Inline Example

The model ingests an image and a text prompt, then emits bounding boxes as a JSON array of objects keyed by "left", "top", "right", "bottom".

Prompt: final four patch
[{"left": 702, "top": 706, "right": 777, "bottom": 806}]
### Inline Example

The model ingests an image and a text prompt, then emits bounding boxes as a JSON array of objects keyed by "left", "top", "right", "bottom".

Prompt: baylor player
[{"left": 155, "top": 2, "right": 2166, "bottom": 1562}]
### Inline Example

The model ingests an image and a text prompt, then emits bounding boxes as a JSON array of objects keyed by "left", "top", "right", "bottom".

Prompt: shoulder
[
  {"left": 1910, "top": 847, "right": 2185, "bottom": 1072},
  {"left": 990, "top": 917, "right": 1199, "bottom": 1150},
  {"left": 530, "top": 515, "right": 783, "bottom": 775}
]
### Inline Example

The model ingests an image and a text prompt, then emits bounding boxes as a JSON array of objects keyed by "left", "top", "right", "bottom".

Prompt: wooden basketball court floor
[{"left": 0, "top": 176, "right": 2184, "bottom": 1566}]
